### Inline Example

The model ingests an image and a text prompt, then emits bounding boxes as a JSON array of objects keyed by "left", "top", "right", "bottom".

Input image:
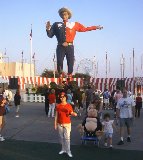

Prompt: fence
[{"left": 23, "top": 94, "right": 45, "bottom": 103}]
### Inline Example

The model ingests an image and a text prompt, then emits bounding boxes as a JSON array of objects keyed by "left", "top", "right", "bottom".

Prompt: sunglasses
[{"left": 60, "top": 96, "right": 65, "bottom": 98}]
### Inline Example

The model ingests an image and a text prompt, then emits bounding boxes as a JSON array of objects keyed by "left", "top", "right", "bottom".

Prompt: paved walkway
[{"left": 3, "top": 102, "right": 143, "bottom": 151}]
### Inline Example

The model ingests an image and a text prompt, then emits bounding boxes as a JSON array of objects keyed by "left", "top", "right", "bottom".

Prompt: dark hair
[
  {"left": 103, "top": 113, "right": 110, "bottom": 119},
  {"left": 59, "top": 92, "right": 68, "bottom": 102}
]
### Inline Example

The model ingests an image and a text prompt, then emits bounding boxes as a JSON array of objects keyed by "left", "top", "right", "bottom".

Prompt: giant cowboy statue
[{"left": 46, "top": 7, "right": 103, "bottom": 81}]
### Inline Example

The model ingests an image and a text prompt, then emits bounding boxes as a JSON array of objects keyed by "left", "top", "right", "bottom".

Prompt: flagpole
[
  {"left": 122, "top": 54, "right": 125, "bottom": 79},
  {"left": 32, "top": 53, "right": 36, "bottom": 77},
  {"left": 93, "top": 56, "right": 96, "bottom": 78},
  {"left": 120, "top": 54, "right": 123, "bottom": 79},
  {"left": 30, "top": 24, "right": 33, "bottom": 77},
  {"left": 53, "top": 53, "right": 56, "bottom": 79},
  {"left": 106, "top": 52, "right": 108, "bottom": 78},
  {"left": 141, "top": 54, "right": 143, "bottom": 70},
  {"left": 109, "top": 60, "right": 110, "bottom": 74},
  {"left": 4, "top": 48, "right": 6, "bottom": 56},
  {"left": 96, "top": 61, "right": 98, "bottom": 77},
  {"left": 4, "top": 48, "right": 6, "bottom": 76},
  {"left": 130, "top": 57, "right": 132, "bottom": 72},
  {"left": 21, "top": 51, "right": 24, "bottom": 77},
  {"left": 133, "top": 48, "right": 135, "bottom": 96}
]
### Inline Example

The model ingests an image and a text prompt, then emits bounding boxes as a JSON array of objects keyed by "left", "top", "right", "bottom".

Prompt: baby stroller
[{"left": 80, "top": 117, "right": 103, "bottom": 147}]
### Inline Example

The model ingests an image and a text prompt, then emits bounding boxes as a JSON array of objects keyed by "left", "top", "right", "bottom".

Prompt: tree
[
  {"left": 41, "top": 69, "right": 60, "bottom": 78},
  {"left": 73, "top": 72, "right": 91, "bottom": 79}
]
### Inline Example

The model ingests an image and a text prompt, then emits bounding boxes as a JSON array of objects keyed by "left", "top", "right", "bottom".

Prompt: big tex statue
[{"left": 46, "top": 7, "right": 103, "bottom": 80}]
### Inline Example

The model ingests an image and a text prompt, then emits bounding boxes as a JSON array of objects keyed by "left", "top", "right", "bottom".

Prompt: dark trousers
[
  {"left": 135, "top": 106, "right": 141, "bottom": 117},
  {"left": 45, "top": 103, "right": 49, "bottom": 115},
  {"left": 56, "top": 45, "right": 74, "bottom": 74},
  {"left": 86, "top": 102, "right": 90, "bottom": 110}
]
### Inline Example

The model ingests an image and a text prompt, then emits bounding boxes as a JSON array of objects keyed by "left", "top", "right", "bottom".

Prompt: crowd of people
[
  {"left": 0, "top": 81, "right": 142, "bottom": 158},
  {"left": 42, "top": 81, "right": 142, "bottom": 157}
]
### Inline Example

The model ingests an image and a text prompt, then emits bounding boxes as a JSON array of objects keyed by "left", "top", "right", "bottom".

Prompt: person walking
[
  {"left": 46, "top": 7, "right": 103, "bottom": 80},
  {"left": 14, "top": 91, "right": 21, "bottom": 118},
  {"left": 48, "top": 89, "right": 56, "bottom": 117},
  {"left": 0, "top": 96, "right": 7, "bottom": 141},
  {"left": 103, "top": 89, "right": 111, "bottom": 110},
  {"left": 116, "top": 89, "right": 135, "bottom": 145},
  {"left": 44, "top": 89, "right": 50, "bottom": 116},
  {"left": 114, "top": 89, "right": 123, "bottom": 118},
  {"left": 135, "top": 93, "right": 142, "bottom": 118},
  {"left": 54, "top": 92, "right": 77, "bottom": 158},
  {"left": 85, "top": 85, "right": 94, "bottom": 110},
  {"left": 67, "top": 89, "right": 73, "bottom": 105}
]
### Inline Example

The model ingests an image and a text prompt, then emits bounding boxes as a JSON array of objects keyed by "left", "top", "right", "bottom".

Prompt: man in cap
[{"left": 46, "top": 7, "right": 103, "bottom": 80}]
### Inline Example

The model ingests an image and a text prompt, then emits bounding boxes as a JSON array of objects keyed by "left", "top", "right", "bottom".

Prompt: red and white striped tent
[
  {"left": 1, "top": 76, "right": 83, "bottom": 90},
  {"left": 1, "top": 76, "right": 139, "bottom": 92},
  {"left": 2, "top": 76, "right": 143, "bottom": 96},
  {"left": 90, "top": 78, "right": 134, "bottom": 92}
]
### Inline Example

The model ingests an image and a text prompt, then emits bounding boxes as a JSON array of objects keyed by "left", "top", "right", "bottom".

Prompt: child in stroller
[{"left": 79, "top": 106, "right": 103, "bottom": 145}]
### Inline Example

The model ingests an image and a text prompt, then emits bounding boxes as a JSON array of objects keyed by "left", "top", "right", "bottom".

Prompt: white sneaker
[
  {"left": 0, "top": 137, "right": 5, "bottom": 142},
  {"left": 67, "top": 151, "right": 73, "bottom": 158},
  {"left": 104, "top": 143, "right": 108, "bottom": 147},
  {"left": 59, "top": 150, "right": 66, "bottom": 155},
  {"left": 15, "top": 115, "right": 19, "bottom": 118},
  {"left": 110, "top": 145, "right": 113, "bottom": 148}
]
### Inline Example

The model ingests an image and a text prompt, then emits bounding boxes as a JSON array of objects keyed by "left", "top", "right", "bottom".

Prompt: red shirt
[
  {"left": 56, "top": 103, "right": 73, "bottom": 124},
  {"left": 65, "top": 22, "right": 97, "bottom": 42},
  {"left": 136, "top": 97, "right": 142, "bottom": 103},
  {"left": 48, "top": 94, "right": 56, "bottom": 104}
]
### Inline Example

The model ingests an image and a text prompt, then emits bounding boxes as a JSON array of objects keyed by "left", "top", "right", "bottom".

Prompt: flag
[
  {"left": 32, "top": 52, "right": 35, "bottom": 59},
  {"left": 30, "top": 25, "right": 32, "bottom": 40}
]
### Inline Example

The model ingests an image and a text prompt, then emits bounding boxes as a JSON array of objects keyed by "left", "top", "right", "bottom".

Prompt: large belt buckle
[
  {"left": 62, "top": 42, "right": 73, "bottom": 47},
  {"left": 68, "top": 43, "right": 72, "bottom": 46}
]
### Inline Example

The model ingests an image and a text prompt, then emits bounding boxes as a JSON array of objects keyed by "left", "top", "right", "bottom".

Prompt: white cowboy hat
[{"left": 58, "top": 7, "right": 72, "bottom": 19}]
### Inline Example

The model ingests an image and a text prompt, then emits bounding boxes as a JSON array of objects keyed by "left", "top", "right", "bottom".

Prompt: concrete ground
[{"left": 2, "top": 102, "right": 143, "bottom": 151}]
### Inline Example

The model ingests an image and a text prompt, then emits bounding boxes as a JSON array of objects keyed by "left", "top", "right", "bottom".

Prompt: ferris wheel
[{"left": 76, "top": 58, "right": 97, "bottom": 77}]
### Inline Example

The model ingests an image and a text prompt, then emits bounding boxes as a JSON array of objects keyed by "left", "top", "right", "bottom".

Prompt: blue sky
[{"left": 0, "top": 0, "right": 143, "bottom": 78}]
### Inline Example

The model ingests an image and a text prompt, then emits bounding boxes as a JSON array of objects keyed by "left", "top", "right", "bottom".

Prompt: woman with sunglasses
[{"left": 55, "top": 92, "right": 77, "bottom": 158}]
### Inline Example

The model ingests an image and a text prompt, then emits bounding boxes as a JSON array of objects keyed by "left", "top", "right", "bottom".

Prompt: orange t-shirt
[
  {"left": 48, "top": 94, "right": 56, "bottom": 104},
  {"left": 56, "top": 103, "right": 73, "bottom": 124}
]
